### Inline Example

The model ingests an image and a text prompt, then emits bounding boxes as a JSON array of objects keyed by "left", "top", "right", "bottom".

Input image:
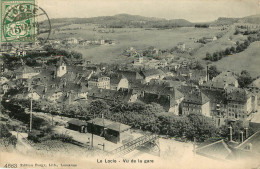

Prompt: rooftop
[{"left": 196, "top": 139, "right": 233, "bottom": 160}]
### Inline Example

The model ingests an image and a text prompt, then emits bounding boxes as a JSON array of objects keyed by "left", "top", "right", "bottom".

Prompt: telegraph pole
[
  {"left": 91, "top": 113, "right": 95, "bottom": 149},
  {"left": 29, "top": 97, "right": 32, "bottom": 132}
]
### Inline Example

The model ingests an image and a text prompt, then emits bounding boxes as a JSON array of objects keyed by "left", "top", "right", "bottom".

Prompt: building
[
  {"left": 117, "top": 70, "right": 143, "bottom": 84},
  {"left": 247, "top": 77, "right": 260, "bottom": 105},
  {"left": 201, "top": 88, "right": 227, "bottom": 127},
  {"left": 110, "top": 74, "right": 129, "bottom": 91},
  {"left": 56, "top": 61, "right": 67, "bottom": 77},
  {"left": 87, "top": 118, "right": 132, "bottom": 143},
  {"left": 180, "top": 86, "right": 210, "bottom": 117},
  {"left": 14, "top": 66, "right": 40, "bottom": 79},
  {"left": 88, "top": 74, "right": 110, "bottom": 89},
  {"left": 226, "top": 87, "right": 256, "bottom": 124},
  {"left": 64, "top": 37, "right": 78, "bottom": 44},
  {"left": 195, "top": 140, "right": 233, "bottom": 161},
  {"left": 88, "top": 88, "right": 137, "bottom": 103},
  {"left": 133, "top": 52, "right": 143, "bottom": 65},
  {"left": 67, "top": 119, "right": 88, "bottom": 133},
  {"left": 177, "top": 42, "right": 185, "bottom": 51},
  {"left": 140, "top": 85, "right": 184, "bottom": 114},
  {"left": 141, "top": 69, "right": 165, "bottom": 83},
  {"left": 234, "top": 130, "right": 260, "bottom": 161},
  {"left": 212, "top": 71, "right": 239, "bottom": 88},
  {"left": 190, "top": 70, "right": 208, "bottom": 85}
]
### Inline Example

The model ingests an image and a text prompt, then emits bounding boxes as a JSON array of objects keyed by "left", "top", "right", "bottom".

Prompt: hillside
[
  {"left": 212, "top": 41, "right": 260, "bottom": 78},
  {"left": 210, "top": 14, "right": 260, "bottom": 26},
  {"left": 49, "top": 14, "right": 194, "bottom": 28}
]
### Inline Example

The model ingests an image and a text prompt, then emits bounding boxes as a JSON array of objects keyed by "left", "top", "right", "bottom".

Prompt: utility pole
[
  {"left": 29, "top": 97, "right": 32, "bottom": 132},
  {"left": 91, "top": 113, "right": 95, "bottom": 149}
]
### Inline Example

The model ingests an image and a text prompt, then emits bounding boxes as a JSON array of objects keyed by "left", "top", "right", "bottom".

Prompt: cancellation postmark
[{"left": 1, "top": 0, "right": 51, "bottom": 44}]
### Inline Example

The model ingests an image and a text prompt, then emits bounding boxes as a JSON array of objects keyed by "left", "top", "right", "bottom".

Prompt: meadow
[
  {"left": 212, "top": 41, "right": 260, "bottom": 78},
  {"left": 48, "top": 23, "right": 259, "bottom": 77},
  {"left": 50, "top": 24, "right": 223, "bottom": 63}
]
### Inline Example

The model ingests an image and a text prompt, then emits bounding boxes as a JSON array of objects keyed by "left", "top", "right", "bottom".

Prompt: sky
[{"left": 39, "top": 0, "right": 260, "bottom": 22}]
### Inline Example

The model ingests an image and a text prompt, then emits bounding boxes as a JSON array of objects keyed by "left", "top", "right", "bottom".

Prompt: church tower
[{"left": 56, "top": 57, "right": 67, "bottom": 77}]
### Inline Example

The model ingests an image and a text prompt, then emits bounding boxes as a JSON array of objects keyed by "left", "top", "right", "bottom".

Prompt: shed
[{"left": 67, "top": 119, "right": 88, "bottom": 133}]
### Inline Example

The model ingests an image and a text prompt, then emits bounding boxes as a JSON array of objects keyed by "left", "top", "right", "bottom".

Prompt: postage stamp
[{"left": 1, "top": 0, "right": 37, "bottom": 42}]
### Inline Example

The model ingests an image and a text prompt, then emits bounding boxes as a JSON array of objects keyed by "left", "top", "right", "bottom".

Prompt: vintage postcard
[{"left": 0, "top": 0, "right": 260, "bottom": 169}]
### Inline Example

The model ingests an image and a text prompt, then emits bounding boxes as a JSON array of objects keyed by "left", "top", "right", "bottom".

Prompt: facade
[
  {"left": 87, "top": 118, "right": 132, "bottom": 143},
  {"left": 247, "top": 78, "right": 260, "bottom": 105},
  {"left": 180, "top": 87, "right": 211, "bottom": 117},
  {"left": 88, "top": 75, "right": 110, "bottom": 89},
  {"left": 226, "top": 88, "right": 255, "bottom": 123},
  {"left": 141, "top": 69, "right": 165, "bottom": 83},
  {"left": 140, "top": 85, "right": 184, "bottom": 114},
  {"left": 212, "top": 71, "right": 239, "bottom": 88},
  {"left": 56, "top": 62, "right": 67, "bottom": 77},
  {"left": 88, "top": 88, "right": 137, "bottom": 103},
  {"left": 67, "top": 119, "right": 88, "bottom": 133},
  {"left": 133, "top": 52, "right": 143, "bottom": 65},
  {"left": 110, "top": 74, "right": 129, "bottom": 91}
]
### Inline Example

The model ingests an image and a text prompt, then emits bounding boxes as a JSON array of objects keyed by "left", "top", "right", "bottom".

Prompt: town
[
  {"left": 1, "top": 38, "right": 260, "bottom": 162},
  {"left": 1, "top": 6, "right": 260, "bottom": 168}
]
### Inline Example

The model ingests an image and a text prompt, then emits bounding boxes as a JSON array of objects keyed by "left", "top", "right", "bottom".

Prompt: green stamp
[{"left": 1, "top": 0, "right": 36, "bottom": 42}]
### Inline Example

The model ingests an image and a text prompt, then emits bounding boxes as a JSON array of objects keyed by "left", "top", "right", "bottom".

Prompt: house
[
  {"left": 168, "top": 62, "right": 181, "bottom": 71},
  {"left": 212, "top": 71, "right": 239, "bottom": 88},
  {"left": 247, "top": 77, "right": 260, "bottom": 105},
  {"left": 226, "top": 87, "right": 256, "bottom": 124},
  {"left": 190, "top": 70, "right": 207, "bottom": 85},
  {"left": 1, "top": 83, "right": 10, "bottom": 94},
  {"left": 201, "top": 88, "right": 227, "bottom": 127},
  {"left": 179, "top": 86, "right": 211, "bottom": 117},
  {"left": 88, "top": 88, "right": 137, "bottom": 103},
  {"left": 27, "top": 90, "right": 41, "bottom": 100},
  {"left": 35, "top": 57, "right": 48, "bottom": 64},
  {"left": 140, "top": 84, "right": 184, "bottom": 114},
  {"left": 110, "top": 74, "right": 129, "bottom": 91},
  {"left": 14, "top": 66, "right": 40, "bottom": 79},
  {"left": 88, "top": 74, "right": 110, "bottom": 89},
  {"left": 64, "top": 37, "right": 78, "bottom": 44},
  {"left": 141, "top": 69, "right": 165, "bottom": 83},
  {"left": 177, "top": 42, "right": 185, "bottom": 51},
  {"left": 0, "top": 76, "right": 9, "bottom": 84},
  {"left": 117, "top": 70, "right": 143, "bottom": 84},
  {"left": 133, "top": 52, "right": 143, "bottom": 65},
  {"left": 16, "top": 50, "right": 27, "bottom": 57}
]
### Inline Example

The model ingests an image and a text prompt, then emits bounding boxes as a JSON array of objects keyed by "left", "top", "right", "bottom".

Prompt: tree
[
  {"left": 185, "top": 113, "right": 218, "bottom": 142},
  {"left": 224, "top": 48, "right": 231, "bottom": 55},
  {"left": 238, "top": 70, "right": 253, "bottom": 88},
  {"left": 208, "top": 65, "right": 220, "bottom": 80},
  {"left": 230, "top": 46, "right": 236, "bottom": 53}
]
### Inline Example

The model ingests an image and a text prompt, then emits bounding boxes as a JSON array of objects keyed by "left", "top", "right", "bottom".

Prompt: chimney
[
  {"left": 245, "top": 128, "right": 249, "bottom": 139},
  {"left": 228, "top": 125, "right": 233, "bottom": 141},
  {"left": 44, "top": 85, "right": 47, "bottom": 93},
  {"left": 240, "top": 131, "right": 244, "bottom": 143}
]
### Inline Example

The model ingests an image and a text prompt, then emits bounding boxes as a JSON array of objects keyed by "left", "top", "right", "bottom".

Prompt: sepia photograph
[{"left": 0, "top": 0, "right": 260, "bottom": 168}]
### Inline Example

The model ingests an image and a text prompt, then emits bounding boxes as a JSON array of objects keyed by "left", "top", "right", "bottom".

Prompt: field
[
  {"left": 48, "top": 23, "right": 260, "bottom": 77},
  {"left": 212, "top": 41, "right": 260, "bottom": 78},
  {"left": 50, "top": 24, "right": 223, "bottom": 63}
]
